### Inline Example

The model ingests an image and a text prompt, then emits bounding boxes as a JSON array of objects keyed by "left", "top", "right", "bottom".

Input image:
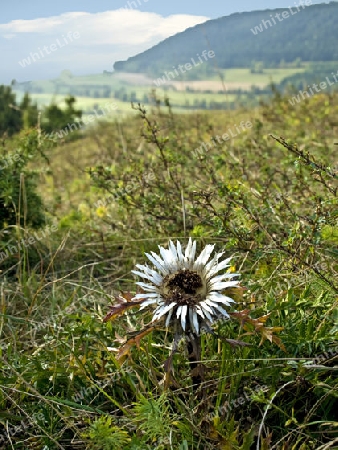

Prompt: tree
[
  {"left": 42, "top": 95, "right": 82, "bottom": 135},
  {"left": 293, "top": 57, "right": 302, "bottom": 68},
  {"left": 250, "top": 61, "right": 264, "bottom": 74},
  {"left": 20, "top": 92, "right": 39, "bottom": 129},
  {"left": 0, "top": 86, "right": 40, "bottom": 136},
  {"left": 0, "top": 129, "right": 46, "bottom": 230},
  {"left": 0, "top": 85, "right": 22, "bottom": 136}
]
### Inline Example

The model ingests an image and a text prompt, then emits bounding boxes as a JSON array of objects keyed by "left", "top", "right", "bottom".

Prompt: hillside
[
  {"left": 114, "top": 2, "right": 338, "bottom": 76},
  {"left": 1, "top": 87, "right": 337, "bottom": 449}
]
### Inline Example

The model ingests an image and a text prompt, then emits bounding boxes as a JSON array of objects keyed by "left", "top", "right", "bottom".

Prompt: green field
[
  {"left": 210, "top": 67, "right": 307, "bottom": 84},
  {"left": 14, "top": 88, "right": 239, "bottom": 118},
  {"left": 13, "top": 65, "right": 314, "bottom": 114}
]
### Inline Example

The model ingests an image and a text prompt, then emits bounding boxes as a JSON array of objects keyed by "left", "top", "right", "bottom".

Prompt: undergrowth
[{"left": 0, "top": 90, "right": 337, "bottom": 449}]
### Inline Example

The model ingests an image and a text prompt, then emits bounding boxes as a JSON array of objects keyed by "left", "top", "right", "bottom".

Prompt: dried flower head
[{"left": 132, "top": 238, "right": 240, "bottom": 335}]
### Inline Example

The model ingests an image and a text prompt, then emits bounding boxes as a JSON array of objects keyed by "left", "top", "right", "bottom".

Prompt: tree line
[
  {"left": 0, "top": 85, "right": 82, "bottom": 137},
  {"left": 114, "top": 2, "right": 338, "bottom": 76}
]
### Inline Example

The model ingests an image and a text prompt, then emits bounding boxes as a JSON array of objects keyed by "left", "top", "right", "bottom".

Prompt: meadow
[
  {"left": 13, "top": 65, "right": 310, "bottom": 115},
  {"left": 0, "top": 87, "right": 337, "bottom": 449}
]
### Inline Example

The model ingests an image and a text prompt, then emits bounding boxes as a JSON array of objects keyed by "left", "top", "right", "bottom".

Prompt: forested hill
[{"left": 114, "top": 2, "right": 338, "bottom": 75}]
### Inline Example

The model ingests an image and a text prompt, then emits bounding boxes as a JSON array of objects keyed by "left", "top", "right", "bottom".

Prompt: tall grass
[{"left": 0, "top": 90, "right": 337, "bottom": 449}]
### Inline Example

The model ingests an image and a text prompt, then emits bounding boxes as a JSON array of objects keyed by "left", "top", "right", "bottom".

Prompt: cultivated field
[{"left": 13, "top": 66, "right": 310, "bottom": 113}]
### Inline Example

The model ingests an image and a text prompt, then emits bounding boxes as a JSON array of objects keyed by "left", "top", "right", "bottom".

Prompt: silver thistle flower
[{"left": 132, "top": 238, "right": 240, "bottom": 335}]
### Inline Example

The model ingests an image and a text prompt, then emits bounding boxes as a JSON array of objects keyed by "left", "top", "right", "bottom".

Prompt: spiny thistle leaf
[
  {"left": 230, "top": 310, "right": 286, "bottom": 351},
  {"left": 259, "top": 326, "right": 286, "bottom": 352},
  {"left": 223, "top": 338, "right": 252, "bottom": 348},
  {"left": 116, "top": 326, "right": 156, "bottom": 362},
  {"left": 230, "top": 309, "right": 271, "bottom": 327},
  {"left": 103, "top": 291, "right": 143, "bottom": 322}
]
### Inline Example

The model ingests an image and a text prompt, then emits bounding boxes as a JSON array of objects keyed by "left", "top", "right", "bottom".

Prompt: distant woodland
[{"left": 114, "top": 2, "right": 338, "bottom": 76}]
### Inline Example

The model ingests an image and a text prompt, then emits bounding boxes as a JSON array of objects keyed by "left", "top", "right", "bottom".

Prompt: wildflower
[
  {"left": 96, "top": 205, "right": 108, "bottom": 218},
  {"left": 132, "top": 238, "right": 240, "bottom": 335}
]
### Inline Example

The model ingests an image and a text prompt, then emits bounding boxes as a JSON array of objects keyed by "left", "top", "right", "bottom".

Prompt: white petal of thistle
[
  {"left": 181, "top": 305, "right": 188, "bottom": 331},
  {"left": 184, "top": 237, "right": 193, "bottom": 258},
  {"left": 189, "top": 307, "right": 195, "bottom": 331},
  {"left": 152, "top": 303, "right": 163, "bottom": 316},
  {"left": 200, "top": 305, "right": 214, "bottom": 322},
  {"left": 185, "top": 238, "right": 197, "bottom": 264},
  {"left": 165, "top": 306, "right": 174, "bottom": 327},
  {"left": 199, "top": 301, "right": 214, "bottom": 314},
  {"left": 134, "top": 263, "right": 153, "bottom": 273},
  {"left": 135, "top": 281, "right": 158, "bottom": 291},
  {"left": 192, "top": 309, "right": 199, "bottom": 334},
  {"left": 208, "top": 292, "right": 236, "bottom": 305},
  {"left": 159, "top": 246, "right": 175, "bottom": 268},
  {"left": 169, "top": 240, "right": 178, "bottom": 261},
  {"left": 213, "top": 304, "right": 230, "bottom": 318},
  {"left": 209, "top": 273, "right": 240, "bottom": 284},
  {"left": 144, "top": 253, "right": 168, "bottom": 275},
  {"left": 195, "top": 306, "right": 205, "bottom": 319},
  {"left": 176, "top": 240, "right": 185, "bottom": 264},
  {"left": 165, "top": 249, "right": 180, "bottom": 270},
  {"left": 194, "top": 244, "right": 215, "bottom": 269},
  {"left": 176, "top": 305, "right": 183, "bottom": 319},
  {"left": 132, "top": 267, "right": 162, "bottom": 286},
  {"left": 204, "top": 251, "right": 224, "bottom": 274},
  {"left": 149, "top": 251, "right": 168, "bottom": 271},
  {"left": 139, "top": 297, "right": 160, "bottom": 309},
  {"left": 144, "top": 268, "right": 163, "bottom": 285},
  {"left": 209, "top": 280, "right": 240, "bottom": 290},
  {"left": 133, "top": 292, "right": 159, "bottom": 299},
  {"left": 152, "top": 302, "right": 176, "bottom": 322},
  {"left": 190, "top": 240, "right": 197, "bottom": 261},
  {"left": 131, "top": 269, "right": 153, "bottom": 280},
  {"left": 207, "top": 257, "right": 233, "bottom": 277},
  {"left": 204, "top": 298, "right": 222, "bottom": 309}
]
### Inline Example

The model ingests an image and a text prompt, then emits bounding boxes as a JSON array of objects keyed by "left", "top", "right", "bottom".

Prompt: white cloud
[
  {"left": 0, "top": 13, "right": 87, "bottom": 34},
  {"left": 0, "top": 10, "right": 208, "bottom": 47},
  {"left": 0, "top": 10, "right": 209, "bottom": 81}
]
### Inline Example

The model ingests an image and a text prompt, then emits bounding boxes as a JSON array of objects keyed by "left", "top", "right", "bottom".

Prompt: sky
[{"left": 0, "top": 0, "right": 331, "bottom": 84}]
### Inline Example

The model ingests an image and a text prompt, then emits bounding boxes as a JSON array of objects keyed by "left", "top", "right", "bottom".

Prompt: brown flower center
[{"left": 162, "top": 269, "right": 205, "bottom": 305}]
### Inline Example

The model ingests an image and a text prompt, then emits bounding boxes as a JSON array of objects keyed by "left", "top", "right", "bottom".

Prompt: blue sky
[{"left": 0, "top": 0, "right": 331, "bottom": 84}]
